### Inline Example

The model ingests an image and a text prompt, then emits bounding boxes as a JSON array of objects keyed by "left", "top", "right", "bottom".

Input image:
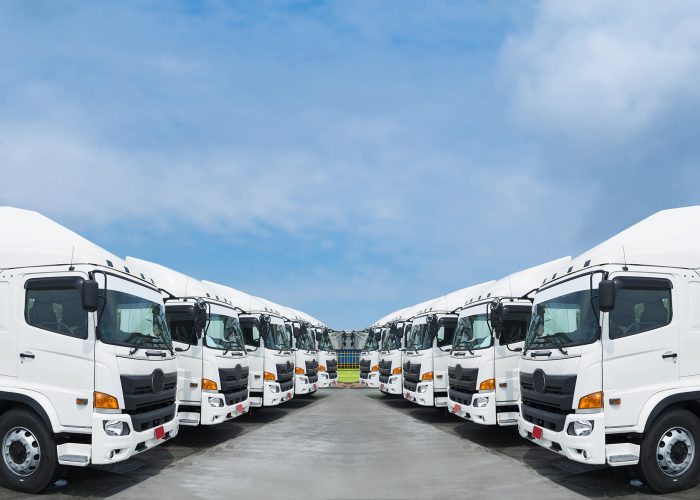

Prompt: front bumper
[
  {"left": 263, "top": 382, "right": 295, "bottom": 406},
  {"left": 295, "top": 375, "right": 318, "bottom": 395},
  {"left": 380, "top": 375, "right": 402, "bottom": 395},
  {"left": 91, "top": 410, "right": 179, "bottom": 465},
  {"left": 360, "top": 371, "right": 380, "bottom": 388},
  {"left": 447, "top": 393, "right": 501, "bottom": 425},
  {"left": 200, "top": 392, "right": 249, "bottom": 425},
  {"left": 518, "top": 410, "right": 606, "bottom": 464},
  {"left": 318, "top": 372, "right": 338, "bottom": 388},
  {"left": 403, "top": 382, "right": 433, "bottom": 406}
]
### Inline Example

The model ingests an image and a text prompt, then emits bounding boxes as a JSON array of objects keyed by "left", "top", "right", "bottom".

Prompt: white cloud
[{"left": 502, "top": 0, "right": 700, "bottom": 139}]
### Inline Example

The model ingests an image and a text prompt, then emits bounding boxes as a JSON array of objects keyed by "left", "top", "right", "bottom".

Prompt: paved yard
[{"left": 1, "top": 390, "right": 698, "bottom": 499}]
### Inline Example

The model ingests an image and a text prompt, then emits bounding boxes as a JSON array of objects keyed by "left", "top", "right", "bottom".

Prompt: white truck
[
  {"left": 203, "top": 281, "right": 295, "bottom": 407},
  {"left": 518, "top": 207, "right": 700, "bottom": 493},
  {"left": 402, "top": 283, "right": 493, "bottom": 407},
  {"left": 125, "top": 258, "right": 250, "bottom": 426},
  {"left": 0, "top": 208, "right": 178, "bottom": 493},
  {"left": 360, "top": 326, "right": 383, "bottom": 388},
  {"left": 446, "top": 258, "right": 569, "bottom": 425},
  {"left": 314, "top": 326, "right": 338, "bottom": 388},
  {"left": 269, "top": 304, "right": 319, "bottom": 397},
  {"left": 378, "top": 304, "right": 423, "bottom": 396}
]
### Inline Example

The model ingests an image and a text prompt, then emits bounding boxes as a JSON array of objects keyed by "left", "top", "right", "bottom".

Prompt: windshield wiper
[
  {"left": 128, "top": 334, "right": 152, "bottom": 356},
  {"left": 530, "top": 332, "right": 569, "bottom": 356},
  {"left": 453, "top": 339, "right": 474, "bottom": 355}
]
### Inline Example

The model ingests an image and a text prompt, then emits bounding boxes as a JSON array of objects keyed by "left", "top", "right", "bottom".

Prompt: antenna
[
  {"left": 69, "top": 245, "right": 75, "bottom": 271},
  {"left": 622, "top": 245, "right": 629, "bottom": 271}
]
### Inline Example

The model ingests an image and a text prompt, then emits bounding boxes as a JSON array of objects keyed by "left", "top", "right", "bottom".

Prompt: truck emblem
[
  {"left": 533, "top": 369, "right": 546, "bottom": 394},
  {"left": 406, "top": 361, "right": 411, "bottom": 371},
  {"left": 287, "top": 361, "right": 291, "bottom": 371},
  {"left": 234, "top": 364, "right": 242, "bottom": 380},
  {"left": 454, "top": 365, "right": 462, "bottom": 379},
  {"left": 151, "top": 369, "right": 165, "bottom": 394}
]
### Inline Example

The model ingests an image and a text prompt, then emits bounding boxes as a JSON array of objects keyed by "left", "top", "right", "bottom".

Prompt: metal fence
[{"left": 337, "top": 349, "right": 360, "bottom": 370}]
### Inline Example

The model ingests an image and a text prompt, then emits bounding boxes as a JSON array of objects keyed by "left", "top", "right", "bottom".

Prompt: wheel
[
  {"left": 0, "top": 409, "right": 58, "bottom": 493},
  {"left": 639, "top": 409, "right": 700, "bottom": 493}
]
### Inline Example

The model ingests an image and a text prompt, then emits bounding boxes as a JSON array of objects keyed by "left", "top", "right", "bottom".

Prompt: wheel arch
[
  {"left": 0, "top": 392, "right": 55, "bottom": 433},
  {"left": 642, "top": 391, "right": 700, "bottom": 434}
]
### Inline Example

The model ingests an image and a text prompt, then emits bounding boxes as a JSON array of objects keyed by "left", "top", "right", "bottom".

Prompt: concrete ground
[{"left": 2, "top": 389, "right": 699, "bottom": 499}]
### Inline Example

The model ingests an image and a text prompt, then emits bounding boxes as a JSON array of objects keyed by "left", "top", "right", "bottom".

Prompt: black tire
[{"left": 639, "top": 409, "right": 700, "bottom": 494}]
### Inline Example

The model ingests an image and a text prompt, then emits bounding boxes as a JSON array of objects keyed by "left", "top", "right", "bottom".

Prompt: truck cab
[
  {"left": 204, "top": 282, "right": 295, "bottom": 407},
  {"left": 402, "top": 284, "right": 492, "bottom": 407},
  {"left": 0, "top": 208, "right": 178, "bottom": 493},
  {"left": 125, "top": 258, "right": 250, "bottom": 426},
  {"left": 360, "top": 328, "right": 382, "bottom": 388},
  {"left": 518, "top": 207, "right": 700, "bottom": 494},
  {"left": 289, "top": 320, "right": 319, "bottom": 395},
  {"left": 316, "top": 327, "right": 337, "bottom": 388},
  {"left": 379, "top": 321, "right": 409, "bottom": 395},
  {"left": 446, "top": 259, "right": 568, "bottom": 425}
]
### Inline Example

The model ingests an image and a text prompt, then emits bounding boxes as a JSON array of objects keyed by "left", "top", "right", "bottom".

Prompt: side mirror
[
  {"left": 598, "top": 280, "right": 616, "bottom": 312},
  {"left": 81, "top": 280, "right": 99, "bottom": 312},
  {"left": 489, "top": 300, "right": 503, "bottom": 338},
  {"left": 315, "top": 332, "right": 321, "bottom": 342},
  {"left": 193, "top": 299, "right": 207, "bottom": 339}
]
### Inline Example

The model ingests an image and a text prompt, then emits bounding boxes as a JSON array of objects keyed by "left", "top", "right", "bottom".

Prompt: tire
[
  {"left": 0, "top": 409, "right": 58, "bottom": 493},
  {"left": 639, "top": 409, "right": 700, "bottom": 494}
]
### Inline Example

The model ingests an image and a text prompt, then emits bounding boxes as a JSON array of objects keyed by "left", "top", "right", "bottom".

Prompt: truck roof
[
  {"left": 124, "top": 257, "right": 234, "bottom": 307},
  {"left": 413, "top": 281, "right": 495, "bottom": 316},
  {"left": 465, "top": 257, "right": 571, "bottom": 304},
  {"left": 201, "top": 280, "right": 285, "bottom": 318},
  {"left": 0, "top": 207, "right": 140, "bottom": 280},
  {"left": 565, "top": 206, "right": 700, "bottom": 276}
]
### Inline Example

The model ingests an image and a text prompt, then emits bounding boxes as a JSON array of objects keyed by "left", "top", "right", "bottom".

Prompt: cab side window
[
  {"left": 609, "top": 280, "right": 672, "bottom": 340},
  {"left": 166, "top": 307, "right": 197, "bottom": 345},
  {"left": 25, "top": 278, "right": 88, "bottom": 339}
]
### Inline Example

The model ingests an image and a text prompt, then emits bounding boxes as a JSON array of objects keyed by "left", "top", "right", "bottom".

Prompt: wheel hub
[
  {"left": 2, "top": 427, "right": 41, "bottom": 477},
  {"left": 656, "top": 426, "right": 695, "bottom": 477}
]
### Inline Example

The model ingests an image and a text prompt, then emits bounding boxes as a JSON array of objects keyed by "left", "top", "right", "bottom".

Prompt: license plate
[
  {"left": 154, "top": 425, "right": 165, "bottom": 440},
  {"left": 453, "top": 404, "right": 461, "bottom": 413},
  {"left": 532, "top": 426, "right": 543, "bottom": 440},
  {"left": 236, "top": 403, "right": 244, "bottom": 413},
  {"left": 380, "top": 384, "right": 384, "bottom": 390},
  {"left": 287, "top": 392, "right": 292, "bottom": 400},
  {"left": 313, "top": 384, "right": 317, "bottom": 390},
  {"left": 405, "top": 392, "right": 410, "bottom": 399}
]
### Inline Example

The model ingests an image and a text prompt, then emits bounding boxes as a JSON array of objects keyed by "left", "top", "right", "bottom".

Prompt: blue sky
[{"left": 2, "top": 0, "right": 700, "bottom": 329}]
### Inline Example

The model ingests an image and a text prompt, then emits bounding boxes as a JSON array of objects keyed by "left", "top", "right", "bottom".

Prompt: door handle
[
  {"left": 19, "top": 352, "right": 35, "bottom": 359},
  {"left": 662, "top": 352, "right": 678, "bottom": 359}
]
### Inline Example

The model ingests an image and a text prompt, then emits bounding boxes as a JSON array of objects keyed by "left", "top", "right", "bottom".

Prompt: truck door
[
  {"left": 166, "top": 305, "right": 202, "bottom": 405},
  {"left": 0, "top": 281, "right": 17, "bottom": 385},
  {"left": 18, "top": 274, "right": 95, "bottom": 429},
  {"left": 603, "top": 274, "right": 678, "bottom": 429},
  {"left": 681, "top": 281, "right": 700, "bottom": 378}
]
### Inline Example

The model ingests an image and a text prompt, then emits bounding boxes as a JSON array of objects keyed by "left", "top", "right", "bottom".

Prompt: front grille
[
  {"left": 326, "top": 359, "right": 337, "bottom": 374},
  {"left": 120, "top": 371, "right": 177, "bottom": 432},
  {"left": 308, "top": 374, "right": 318, "bottom": 384},
  {"left": 447, "top": 364, "right": 479, "bottom": 407},
  {"left": 329, "top": 371, "right": 337, "bottom": 380},
  {"left": 379, "top": 359, "right": 392, "bottom": 378},
  {"left": 219, "top": 365, "right": 249, "bottom": 405},
  {"left": 379, "top": 375, "right": 390, "bottom": 384},
  {"left": 280, "top": 379, "right": 294, "bottom": 392},
  {"left": 305, "top": 359, "right": 319, "bottom": 376},
  {"left": 520, "top": 371, "right": 577, "bottom": 432},
  {"left": 276, "top": 362, "right": 294, "bottom": 382},
  {"left": 360, "top": 359, "right": 371, "bottom": 377}
]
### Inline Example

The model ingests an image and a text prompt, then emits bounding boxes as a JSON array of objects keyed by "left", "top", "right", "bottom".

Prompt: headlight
[
  {"left": 208, "top": 397, "right": 224, "bottom": 408},
  {"left": 473, "top": 397, "right": 489, "bottom": 408},
  {"left": 268, "top": 384, "right": 280, "bottom": 393},
  {"left": 417, "top": 385, "right": 428, "bottom": 394},
  {"left": 103, "top": 420, "right": 130, "bottom": 436},
  {"left": 568, "top": 420, "right": 594, "bottom": 436}
]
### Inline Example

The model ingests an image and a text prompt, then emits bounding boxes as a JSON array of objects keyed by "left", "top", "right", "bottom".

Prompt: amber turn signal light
[
  {"left": 578, "top": 391, "right": 604, "bottom": 409},
  {"left": 479, "top": 378, "right": 496, "bottom": 391},
  {"left": 94, "top": 391, "right": 119, "bottom": 409}
]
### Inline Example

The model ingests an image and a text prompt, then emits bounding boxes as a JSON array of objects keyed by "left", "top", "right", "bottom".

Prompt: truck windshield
[
  {"left": 405, "top": 323, "right": 431, "bottom": 351},
  {"left": 380, "top": 328, "right": 398, "bottom": 350},
  {"left": 318, "top": 332, "right": 333, "bottom": 351},
  {"left": 525, "top": 289, "right": 599, "bottom": 351},
  {"left": 452, "top": 314, "right": 492, "bottom": 351},
  {"left": 296, "top": 326, "right": 315, "bottom": 350},
  {"left": 206, "top": 314, "right": 245, "bottom": 351},
  {"left": 266, "top": 322, "right": 291, "bottom": 350},
  {"left": 98, "top": 289, "right": 172, "bottom": 350},
  {"left": 363, "top": 333, "right": 379, "bottom": 350}
]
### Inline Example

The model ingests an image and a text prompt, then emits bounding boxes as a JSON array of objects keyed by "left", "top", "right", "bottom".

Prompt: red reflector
[
  {"left": 380, "top": 384, "right": 384, "bottom": 390},
  {"left": 532, "top": 426, "right": 543, "bottom": 440},
  {"left": 313, "top": 384, "right": 317, "bottom": 390},
  {"left": 236, "top": 403, "right": 244, "bottom": 413},
  {"left": 454, "top": 404, "right": 461, "bottom": 413},
  {"left": 287, "top": 392, "right": 292, "bottom": 399},
  {"left": 154, "top": 425, "right": 165, "bottom": 440}
]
